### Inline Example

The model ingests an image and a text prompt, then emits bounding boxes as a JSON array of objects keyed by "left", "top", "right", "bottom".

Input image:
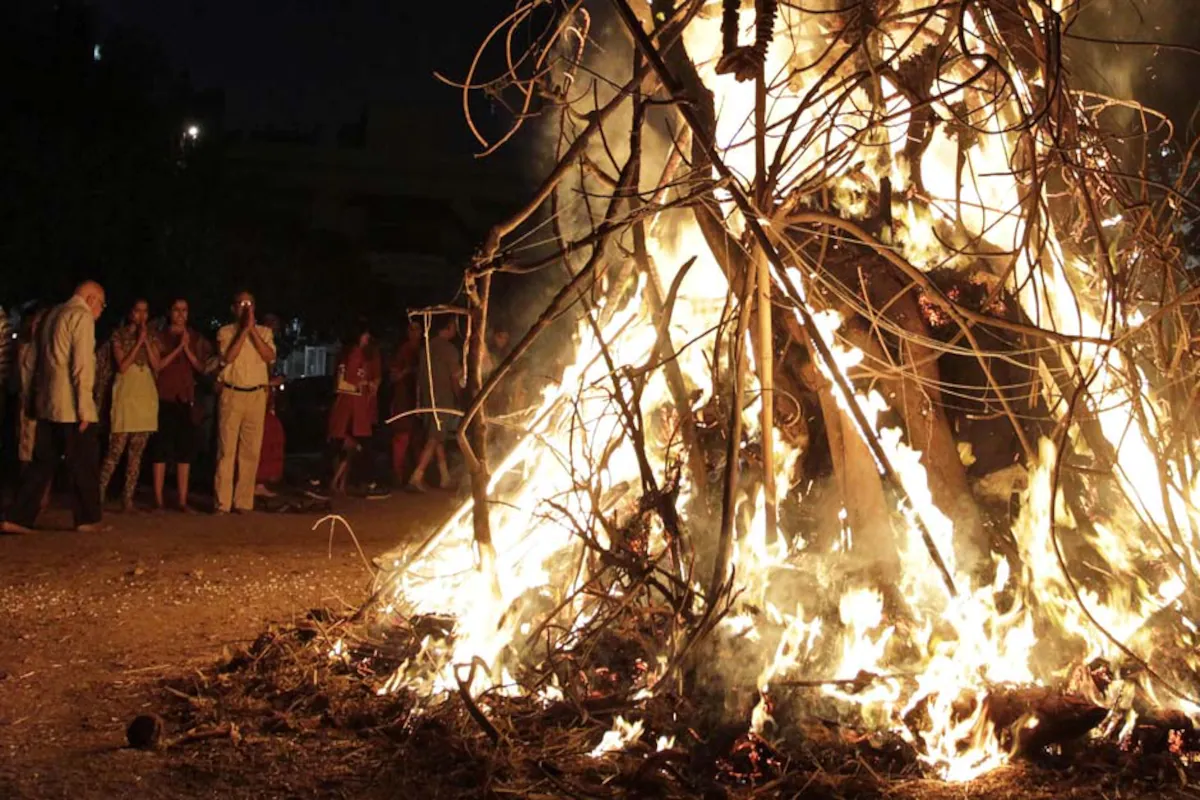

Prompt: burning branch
[{"left": 365, "top": 0, "right": 1200, "bottom": 784}]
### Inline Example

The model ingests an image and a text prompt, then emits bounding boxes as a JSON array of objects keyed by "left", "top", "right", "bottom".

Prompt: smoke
[
  {"left": 495, "top": 1, "right": 681, "bottom": 377},
  {"left": 1066, "top": 0, "right": 1195, "bottom": 133},
  {"left": 546, "top": 2, "right": 677, "bottom": 254}
]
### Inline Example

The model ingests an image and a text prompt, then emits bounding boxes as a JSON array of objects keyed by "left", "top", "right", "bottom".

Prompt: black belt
[{"left": 225, "top": 384, "right": 266, "bottom": 393}]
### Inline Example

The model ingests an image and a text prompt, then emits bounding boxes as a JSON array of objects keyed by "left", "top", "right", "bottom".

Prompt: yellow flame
[
  {"left": 372, "top": 0, "right": 1199, "bottom": 781},
  {"left": 589, "top": 716, "right": 645, "bottom": 758}
]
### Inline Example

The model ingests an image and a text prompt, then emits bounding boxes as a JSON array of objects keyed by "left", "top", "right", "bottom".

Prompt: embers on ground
[{"left": 136, "top": 612, "right": 1200, "bottom": 799}]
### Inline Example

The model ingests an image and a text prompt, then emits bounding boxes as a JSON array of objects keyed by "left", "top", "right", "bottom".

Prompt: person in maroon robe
[{"left": 326, "top": 324, "right": 381, "bottom": 495}]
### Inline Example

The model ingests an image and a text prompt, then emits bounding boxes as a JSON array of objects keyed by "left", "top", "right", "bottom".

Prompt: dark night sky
[
  {"left": 90, "top": 0, "right": 492, "bottom": 132},
  {"left": 88, "top": 1, "right": 1199, "bottom": 140}
]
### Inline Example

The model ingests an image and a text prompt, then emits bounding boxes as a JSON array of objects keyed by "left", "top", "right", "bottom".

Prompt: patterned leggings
[{"left": 100, "top": 432, "right": 150, "bottom": 506}]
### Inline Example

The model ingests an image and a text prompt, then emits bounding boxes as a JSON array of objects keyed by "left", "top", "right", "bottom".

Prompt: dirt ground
[
  {"left": 0, "top": 492, "right": 447, "bottom": 799},
  {"left": 3, "top": 494, "right": 1196, "bottom": 800}
]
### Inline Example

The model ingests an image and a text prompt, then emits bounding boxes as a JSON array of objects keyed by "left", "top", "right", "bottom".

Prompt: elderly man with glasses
[{"left": 2, "top": 280, "right": 108, "bottom": 534}]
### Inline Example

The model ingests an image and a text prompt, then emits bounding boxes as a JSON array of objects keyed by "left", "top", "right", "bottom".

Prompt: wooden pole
[{"left": 753, "top": 64, "right": 778, "bottom": 546}]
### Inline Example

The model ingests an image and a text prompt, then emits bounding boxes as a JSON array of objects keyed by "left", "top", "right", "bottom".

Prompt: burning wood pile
[{"left": 350, "top": 0, "right": 1200, "bottom": 793}]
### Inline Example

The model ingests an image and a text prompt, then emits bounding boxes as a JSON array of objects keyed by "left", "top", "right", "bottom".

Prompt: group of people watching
[
  {"left": 0, "top": 282, "right": 277, "bottom": 533},
  {"left": 327, "top": 313, "right": 490, "bottom": 497},
  {"left": 0, "top": 281, "right": 514, "bottom": 534}
]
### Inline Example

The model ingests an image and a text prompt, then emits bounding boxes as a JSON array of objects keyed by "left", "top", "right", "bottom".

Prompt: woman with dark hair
[
  {"left": 326, "top": 322, "right": 381, "bottom": 495},
  {"left": 99, "top": 298, "right": 160, "bottom": 512},
  {"left": 150, "top": 297, "right": 212, "bottom": 512}
]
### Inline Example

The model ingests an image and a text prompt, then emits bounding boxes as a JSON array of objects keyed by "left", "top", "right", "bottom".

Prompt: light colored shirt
[
  {"left": 34, "top": 295, "right": 98, "bottom": 423},
  {"left": 216, "top": 323, "right": 274, "bottom": 389}
]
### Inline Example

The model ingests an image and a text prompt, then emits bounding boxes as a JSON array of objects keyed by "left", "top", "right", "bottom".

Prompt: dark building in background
[
  {"left": 3, "top": 0, "right": 535, "bottom": 330},
  {"left": 220, "top": 105, "right": 528, "bottom": 305}
]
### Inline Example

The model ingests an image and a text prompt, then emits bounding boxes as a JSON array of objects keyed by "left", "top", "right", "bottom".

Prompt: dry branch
[{"left": 357, "top": 0, "right": 1200, "bottom": 790}]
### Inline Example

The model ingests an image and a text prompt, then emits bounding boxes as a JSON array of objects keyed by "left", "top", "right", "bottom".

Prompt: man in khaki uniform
[{"left": 213, "top": 291, "right": 275, "bottom": 513}]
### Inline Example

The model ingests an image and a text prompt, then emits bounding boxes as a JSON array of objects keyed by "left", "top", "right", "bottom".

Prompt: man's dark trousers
[{"left": 7, "top": 421, "right": 102, "bottom": 527}]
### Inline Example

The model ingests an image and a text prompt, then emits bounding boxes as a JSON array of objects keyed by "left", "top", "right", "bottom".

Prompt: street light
[{"left": 185, "top": 124, "right": 201, "bottom": 141}]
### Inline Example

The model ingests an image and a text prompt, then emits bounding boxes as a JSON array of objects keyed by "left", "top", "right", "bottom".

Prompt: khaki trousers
[{"left": 214, "top": 387, "right": 267, "bottom": 512}]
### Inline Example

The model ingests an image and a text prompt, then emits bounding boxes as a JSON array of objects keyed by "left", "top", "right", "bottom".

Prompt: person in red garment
[
  {"left": 326, "top": 323, "right": 381, "bottom": 495},
  {"left": 150, "top": 297, "right": 213, "bottom": 512},
  {"left": 388, "top": 318, "right": 423, "bottom": 483},
  {"left": 254, "top": 314, "right": 286, "bottom": 497}
]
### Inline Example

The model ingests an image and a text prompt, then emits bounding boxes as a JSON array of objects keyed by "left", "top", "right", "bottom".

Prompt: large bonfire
[{"left": 368, "top": 0, "right": 1200, "bottom": 787}]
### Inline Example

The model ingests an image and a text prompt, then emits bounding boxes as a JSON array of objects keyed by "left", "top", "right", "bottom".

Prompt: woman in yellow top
[{"left": 99, "top": 299, "right": 161, "bottom": 511}]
